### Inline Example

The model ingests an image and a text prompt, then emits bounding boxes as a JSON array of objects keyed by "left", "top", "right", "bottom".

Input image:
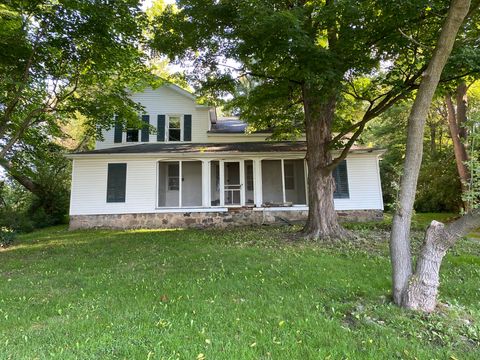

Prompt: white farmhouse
[{"left": 68, "top": 84, "right": 384, "bottom": 229}]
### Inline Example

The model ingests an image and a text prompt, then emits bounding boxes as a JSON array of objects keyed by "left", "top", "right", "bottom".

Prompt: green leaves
[
  {"left": 0, "top": 0, "right": 150, "bottom": 198},
  {"left": 151, "top": 0, "right": 471, "bottom": 141}
]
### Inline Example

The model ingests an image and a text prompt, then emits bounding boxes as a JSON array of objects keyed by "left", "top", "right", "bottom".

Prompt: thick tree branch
[{"left": 0, "top": 157, "right": 41, "bottom": 194}]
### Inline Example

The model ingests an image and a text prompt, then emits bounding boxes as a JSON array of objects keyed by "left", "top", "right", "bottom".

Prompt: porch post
[
  {"left": 201, "top": 160, "right": 211, "bottom": 207},
  {"left": 219, "top": 160, "right": 225, "bottom": 206},
  {"left": 253, "top": 159, "right": 263, "bottom": 207}
]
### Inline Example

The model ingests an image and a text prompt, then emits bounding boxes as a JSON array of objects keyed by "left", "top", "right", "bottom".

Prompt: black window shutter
[
  {"left": 141, "top": 115, "right": 150, "bottom": 142},
  {"left": 333, "top": 160, "right": 349, "bottom": 199},
  {"left": 114, "top": 116, "right": 122, "bottom": 143},
  {"left": 106, "top": 163, "right": 127, "bottom": 203},
  {"left": 157, "top": 115, "right": 165, "bottom": 142},
  {"left": 184, "top": 114, "right": 192, "bottom": 141}
]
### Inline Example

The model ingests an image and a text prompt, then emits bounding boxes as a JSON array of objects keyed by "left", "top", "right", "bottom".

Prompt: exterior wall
[
  {"left": 335, "top": 155, "right": 384, "bottom": 211},
  {"left": 96, "top": 86, "right": 211, "bottom": 149},
  {"left": 70, "top": 209, "right": 383, "bottom": 230},
  {"left": 95, "top": 85, "right": 310, "bottom": 149},
  {"left": 69, "top": 154, "right": 384, "bottom": 217}
]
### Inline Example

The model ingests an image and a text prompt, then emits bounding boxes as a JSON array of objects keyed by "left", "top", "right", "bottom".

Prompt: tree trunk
[
  {"left": 0, "top": 157, "right": 41, "bottom": 195},
  {"left": 403, "top": 211, "right": 480, "bottom": 312},
  {"left": 390, "top": 0, "right": 471, "bottom": 306},
  {"left": 445, "top": 83, "right": 470, "bottom": 207},
  {"left": 302, "top": 87, "right": 347, "bottom": 240},
  {"left": 402, "top": 221, "right": 449, "bottom": 312}
]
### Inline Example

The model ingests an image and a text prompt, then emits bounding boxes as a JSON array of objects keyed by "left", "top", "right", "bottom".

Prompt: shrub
[{"left": 0, "top": 227, "right": 16, "bottom": 248}]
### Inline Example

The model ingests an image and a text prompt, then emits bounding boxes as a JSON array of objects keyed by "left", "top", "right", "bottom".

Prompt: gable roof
[{"left": 163, "top": 83, "right": 196, "bottom": 101}]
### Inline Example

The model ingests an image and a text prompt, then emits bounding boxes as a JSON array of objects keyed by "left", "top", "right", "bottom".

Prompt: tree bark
[
  {"left": 302, "top": 86, "right": 347, "bottom": 240},
  {"left": 403, "top": 211, "right": 480, "bottom": 312},
  {"left": 0, "top": 157, "right": 41, "bottom": 195},
  {"left": 390, "top": 0, "right": 471, "bottom": 305},
  {"left": 445, "top": 83, "right": 470, "bottom": 205}
]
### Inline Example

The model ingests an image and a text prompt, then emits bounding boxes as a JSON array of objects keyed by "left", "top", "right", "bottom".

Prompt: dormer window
[
  {"left": 126, "top": 128, "right": 139, "bottom": 142},
  {"left": 168, "top": 115, "right": 181, "bottom": 141}
]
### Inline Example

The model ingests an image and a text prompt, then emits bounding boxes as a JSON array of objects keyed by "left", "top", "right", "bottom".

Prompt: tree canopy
[
  {"left": 0, "top": 0, "right": 149, "bottom": 193},
  {"left": 152, "top": 0, "right": 480, "bottom": 238}
]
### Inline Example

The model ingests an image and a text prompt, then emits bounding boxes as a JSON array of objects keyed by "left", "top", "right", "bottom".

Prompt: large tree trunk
[
  {"left": 445, "top": 82, "right": 470, "bottom": 207},
  {"left": 302, "top": 87, "right": 347, "bottom": 240},
  {"left": 390, "top": 0, "right": 471, "bottom": 306},
  {"left": 402, "top": 211, "right": 480, "bottom": 312}
]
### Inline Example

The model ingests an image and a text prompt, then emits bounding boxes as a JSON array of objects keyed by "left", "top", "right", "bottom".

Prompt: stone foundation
[{"left": 69, "top": 209, "right": 383, "bottom": 230}]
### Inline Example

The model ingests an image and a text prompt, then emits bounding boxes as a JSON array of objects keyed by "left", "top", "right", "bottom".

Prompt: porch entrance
[
  {"left": 224, "top": 161, "right": 241, "bottom": 205},
  {"left": 210, "top": 160, "right": 246, "bottom": 207}
]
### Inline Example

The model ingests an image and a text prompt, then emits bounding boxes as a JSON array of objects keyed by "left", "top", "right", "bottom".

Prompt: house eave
[{"left": 66, "top": 148, "right": 385, "bottom": 160}]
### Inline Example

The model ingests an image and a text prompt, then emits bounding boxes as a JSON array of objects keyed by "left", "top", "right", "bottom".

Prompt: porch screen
[
  {"left": 244, "top": 160, "right": 254, "bottom": 205},
  {"left": 284, "top": 160, "right": 306, "bottom": 205},
  {"left": 262, "top": 159, "right": 307, "bottom": 206},
  {"left": 261, "top": 160, "right": 283, "bottom": 205},
  {"left": 158, "top": 161, "right": 202, "bottom": 207},
  {"left": 210, "top": 161, "right": 220, "bottom": 206}
]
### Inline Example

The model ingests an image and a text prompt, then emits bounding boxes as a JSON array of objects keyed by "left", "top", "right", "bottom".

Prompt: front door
[{"left": 224, "top": 161, "right": 242, "bottom": 206}]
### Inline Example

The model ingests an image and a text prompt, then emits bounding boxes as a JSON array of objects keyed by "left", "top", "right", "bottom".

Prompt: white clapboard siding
[
  {"left": 70, "top": 154, "right": 383, "bottom": 216},
  {"left": 96, "top": 86, "right": 210, "bottom": 149},
  {"left": 70, "top": 159, "right": 158, "bottom": 215},
  {"left": 334, "top": 155, "right": 383, "bottom": 211}
]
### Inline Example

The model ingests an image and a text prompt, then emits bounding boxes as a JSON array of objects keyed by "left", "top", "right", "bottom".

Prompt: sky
[{"left": 142, "top": 0, "right": 175, "bottom": 11}]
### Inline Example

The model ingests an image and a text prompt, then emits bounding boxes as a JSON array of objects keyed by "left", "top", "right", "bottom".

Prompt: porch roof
[
  {"left": 71, "top": 141, "right": 384, "bottom": 157},
  {"left": 77, "top": 141, "right": 307, "bottom": 155}
]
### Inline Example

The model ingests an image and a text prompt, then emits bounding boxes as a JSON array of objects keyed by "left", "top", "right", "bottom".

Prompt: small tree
[{"left": 390, "top": 0, "right": 477, "bottom": 311}]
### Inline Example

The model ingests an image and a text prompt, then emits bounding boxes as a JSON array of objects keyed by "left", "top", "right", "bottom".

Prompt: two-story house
[{"left": 68, "top": 84, "right": 384, "bottom": 229}]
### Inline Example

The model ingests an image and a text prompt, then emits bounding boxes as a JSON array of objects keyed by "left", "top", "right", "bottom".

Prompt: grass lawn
[{"left": 0, "top": 216, "right": 479, "bottom": 359}]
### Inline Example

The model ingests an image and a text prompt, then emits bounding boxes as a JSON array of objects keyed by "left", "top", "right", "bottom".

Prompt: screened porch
[{"left": 155, "top": 158, "right": 319, "bottom": 209}]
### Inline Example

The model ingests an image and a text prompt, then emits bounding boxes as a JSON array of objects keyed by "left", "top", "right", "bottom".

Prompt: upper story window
[
  {"left": 114, "top": 114, "right": 192, "bottom": 144},
  {"left": 168, "top": 115, "right": 182, "bottom": 141},
  {"left": 126, "top": 128, "right": 139, "bottom": 142}
]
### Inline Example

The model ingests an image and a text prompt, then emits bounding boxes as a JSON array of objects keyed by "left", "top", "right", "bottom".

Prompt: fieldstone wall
[{"left": 69, "top": 209, "right": 383, "bottom": 230}]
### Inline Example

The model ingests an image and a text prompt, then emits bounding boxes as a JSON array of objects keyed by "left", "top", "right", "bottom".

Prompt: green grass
[{"left": 0, "top": 219, "right": 479, "bottom": 359}]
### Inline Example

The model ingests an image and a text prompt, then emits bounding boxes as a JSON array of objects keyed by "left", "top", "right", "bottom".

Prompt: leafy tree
[
  {"left": 151, "top": 0, "right": 479, "bottom": 239},
  {"left": 365, "top": 100, "right": 462, "bottom": 213},
  {"left": 0, "top": 0, "right": 148, "bottom": 199}
]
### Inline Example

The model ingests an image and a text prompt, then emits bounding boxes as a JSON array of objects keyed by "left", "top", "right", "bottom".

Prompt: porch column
[
  {"left": 201, "top": 160, "right": 211, "bottom": 207},
  {"left": 253, "top": 159, "right": 263, "bottom": 207},
  {"left": 219, "top": 160, "right": 225, "bottom": 206}
]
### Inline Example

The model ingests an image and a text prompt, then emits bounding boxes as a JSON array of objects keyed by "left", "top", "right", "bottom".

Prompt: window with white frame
[
  {"left": 126, "top": 128, "right": 139, "bottom": 142},
  {"left": 168, "top": 115, "right": 181, "bottom": 141}
]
